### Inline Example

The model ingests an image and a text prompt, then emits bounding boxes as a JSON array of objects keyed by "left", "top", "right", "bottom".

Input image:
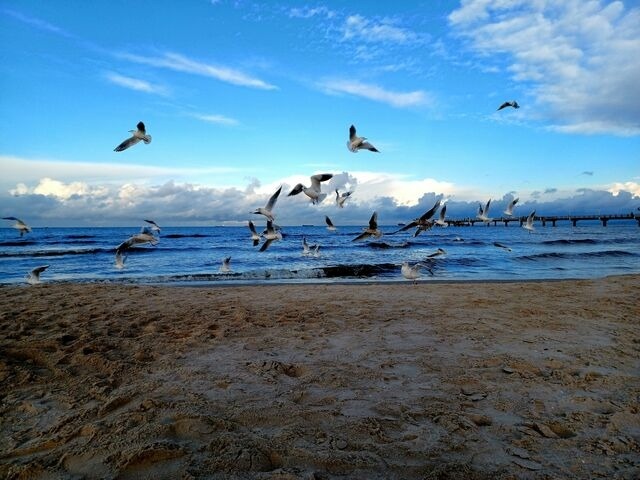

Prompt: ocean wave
[
  {"left": 162, "top": 233, "right": 211, "bottom": 239},
  {"left": 0, "top": 240, "right": 37, "bottom": 246},
  {"left": 0, "top": 246, "right": 158, "bottom": 258},
  {"left": 518, "top": 250, "right": 637, "bottom": 261},
  {"left": 365, "top": 241, "right": 411, "bottom": 249},
  {"left": 541, "top": 238, "right": 632, "bottom": 245}
]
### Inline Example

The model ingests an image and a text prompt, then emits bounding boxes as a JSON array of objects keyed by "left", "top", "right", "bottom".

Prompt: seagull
[
  {"left": 114, "top": 121, "right": 152, "bottom": 152},
  {"left": 434, "top": 204, "right": 448, "bottom": 227},
  {"left": 114, "top": 232, "right": 159, "bottom": 268},
  {"left": 302, "top": 237, "right": 321, "bottom": 257},
  {"left": 288, "top": 174, "right": 333, "bottom": 204},
  {"left": 220, "top": 256, "right": 231, "bottom": 273},
  {"left": 426, "top": 248, "right": 446, "bottom": 258},
  {"left": 3, "top": 217, "right": 31, "bottom": 237},
  {"left": 325, "top": 215, "right": 337, "bottom": 231},
  {"left": 393, "top": 200, "right": 441, "bottom": 237},
  {"left": 352, "top": 211, "right": 383, "bottom": 242},
  {"left": 143, "top": 219, "right": 161, "bottom": 233},
  {"left": 27, "top": 265, "right": 49, "bottom": 285},
  {"left": 259, "top": 220, "right": 282, "bottom": 252},
  {"left": 252, "top": 185, "right": 282, "bottom": 222},
  {"left": 248, "top": 221, "right": 261, "bottom": 246},
  {"left": 493, "top": 242, "right": 512, "bottom": 252},
  {"left": 503, "top": 198, "right": 519, "bottom": 216},
  {"left": 497, "top": 100, "right": 519, "bottom": 111},
  {"left": 401, "top": 262, "right": 431, "bottom": 282},
  {"left": 347, "top": 125, "right": 379, "bottom": 153},
  {"left": 523, "top": 210, "right": 536, "bottom": 232},
  {"left": 477, "top": 199, "right": 492, "bottom": 223},
  {"left": 335, "top": 189, "right": 353, "bottom": 208}
]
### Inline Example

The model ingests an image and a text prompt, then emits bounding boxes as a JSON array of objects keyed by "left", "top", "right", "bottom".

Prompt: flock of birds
[{"left": 4, "top": 100, "right": 534, "bottom": 283}]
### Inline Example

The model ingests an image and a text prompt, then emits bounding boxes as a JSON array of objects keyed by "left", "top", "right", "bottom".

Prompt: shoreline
[{"left": 1, "top": 275, "right": 639, "bottom": 478}]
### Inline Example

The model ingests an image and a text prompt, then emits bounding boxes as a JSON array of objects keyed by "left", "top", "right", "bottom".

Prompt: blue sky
[{"left": 1, "top": 0, "right": 639, "bottom": 226}]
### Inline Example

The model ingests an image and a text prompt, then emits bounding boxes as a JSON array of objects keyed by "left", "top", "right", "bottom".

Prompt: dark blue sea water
[{"left": 1, "top": 221, "right": 638, "bottom": 285}]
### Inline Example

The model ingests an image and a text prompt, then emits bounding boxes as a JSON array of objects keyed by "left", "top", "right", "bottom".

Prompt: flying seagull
[
  {"left": 393, "top": 200, "right": 441, "bottom": 237},
  {"left": 114, "top": 232, "right": 158, "bottom": 268},
  {"left": 493, "top": 242, "right": 512, "bottom": 252},
  {"left": 248, "top": 221, "right": 261, "bottom": 246},
  {"left": 259, "top": 220, "right": 282, "bottom": 252},
  {"left": 220, "top": 256, "right": 231, "bottom": 273},
  {"left": 3, "top": 217, "right": 31, "bottom": 237},
  {"left": 335, "top": 189, "right": 353, "bottom": 208},
  {"left": 522, "top": 210, "right": 536, "bottom": 232},
  {"left": 325, "top": 215, "right": 336, "bottom": 231},
  {"left": 252, "top": 185, "right": 282, "bottom": 222},
  {"left": 434, "top": 204, "right": 448, "bottom": 227},
  {"left": 144, "top": 219, "right": 161, "bottom": 233},
  {"left": 27, "top": 265, "right": 49, "bottom": 285},
  {"left": 114, "top": 121, "right": 152, "bottom": 152},
  {"left": 347, "top": 125, "right": 379, "bottom": 153},
  {"left": 302, "top": 237, "right": 320, "bottom": 257},
  {"left": 497, "top": 100, "right": 519, "bottom": 111},
  {"left": 288, "top": 174, "right": 333, "bottom": 204},
  {"left": 477, "top": 199, "right": 492, "bottom": 223},
  {"left": 352, "top": 211, "right": 382, "bottom": 242},
  {"left": 503, "top": 198, "right": 519, "bottom": 216}
]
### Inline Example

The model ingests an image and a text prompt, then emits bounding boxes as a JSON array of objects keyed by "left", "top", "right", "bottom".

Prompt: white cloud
[
  {"left": 608, "top": 181, "right": 640, "bottom": 196},
  {"left": 342, "top": 14, "right": 419, "bottom": 44},
  {"left": 449, "top": 0, "right": 640, "bottom": 136},
  {"left": 119, "top": 52, "right": 278, "bottom": 90},
  {"left": 4, "top": 9, "right": 74, "bottom": 38},
  {"left": 288, "top": 6, "right": 335, "bottom": 19},
  {"left": 319, "top": 79, "right": 432, "bottom": 108},
  {"left": 191, "top": 113, "right": 239, "bottom": 126},
  {"left": 105, "top": 72, "right": 168, "bottom": 95}
]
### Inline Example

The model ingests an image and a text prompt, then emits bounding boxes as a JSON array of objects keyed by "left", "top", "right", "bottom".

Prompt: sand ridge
[{"left": 1, "top": 276, "right": 639, "bottom": 479}]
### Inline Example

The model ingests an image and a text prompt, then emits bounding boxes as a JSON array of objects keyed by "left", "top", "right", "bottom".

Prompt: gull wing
[
  {"left": 349, "top": 125, "right": 357, "bottom": 141},
  {"left": 325, "top": 216, "right": 334, "bottom": 228},
  {"left": 136, "top": 121, "right": 146, "bottom": 134},
  {"left": 288, "top": 184, "right": 304, "bottom": 196},
  {"left": 419, "top": 200, "right": 442, "bottom": 222},
  {"left": 368, "top": 211, "right": 378, "bottom": 230},
  {"left": 3, "top": 216, "right": 20, "bottom": 221},
  {"left": 266, "top": 185, "right": 282, "bottom": 210},
  {"left": 484, "top": 199, "right": 491, "bottom": 215},
  {"left": 310, "top": 174, "right": 333, "bottom": 191},
  {"left": 352, "top": 231, "right": 371, "bottom": 242},
  {"left": 439, "top": 204, "right": 447, "bottom": 221},
  {"left": 497, "top": 102, "right": 510, "bottom": 110},
  {"left": 259, "top": 239, "right": 274, "bottom": 252},
  {"left": 32, "top": 265, "right": 49, "bottom": 275},
  {"left": 248, "top": 220, "right": 258, "bottom": 235},
  {"left": 114, "top": 135, "right": 139, "bottom": 152},
  {"left": 392, "top": 221, "right": 418, "bottom": 234},
  {"left": 360, "top": 141, "right": 379, "bottom": 152}
]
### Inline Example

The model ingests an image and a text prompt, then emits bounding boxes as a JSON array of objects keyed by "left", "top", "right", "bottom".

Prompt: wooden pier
[{"left": 446, "top": 213, "right": 640, "bottom": 227}]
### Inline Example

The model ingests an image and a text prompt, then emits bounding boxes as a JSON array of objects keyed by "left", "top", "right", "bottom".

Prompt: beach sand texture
[{"left": 1, "top": 276, "right": 639, "bottom": 479}]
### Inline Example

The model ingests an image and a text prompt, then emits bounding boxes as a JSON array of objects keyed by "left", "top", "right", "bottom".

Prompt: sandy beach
[{"left": 1, "top": 276, "right": 639, "bottom": 479}]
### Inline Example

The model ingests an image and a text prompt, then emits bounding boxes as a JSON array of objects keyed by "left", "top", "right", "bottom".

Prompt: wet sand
[{"left": 1, "top": 275, "right": 639, "bottom": 479}]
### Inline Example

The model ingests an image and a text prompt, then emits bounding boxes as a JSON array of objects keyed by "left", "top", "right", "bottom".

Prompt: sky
[{"left": 1, "top": 0, "right": 639, "bottom": 227}]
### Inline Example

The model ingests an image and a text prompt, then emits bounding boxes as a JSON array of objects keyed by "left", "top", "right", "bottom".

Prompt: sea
[{"left": 1, "top": 221, "right": 639, "bottom": 285}]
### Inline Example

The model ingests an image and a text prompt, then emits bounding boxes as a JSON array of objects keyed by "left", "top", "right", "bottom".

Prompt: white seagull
[
  {"left": 325, "top": 215, "right": 337, "bottom": 232},
  {"left": 114, "top": 121, "right": 152, "bottom": 152},
  {"left": 335, "top": 189, "right": 353, "bottom": 208},
  {"left": 252, "top": 185, "right": 282, "bottom": 222},
  {"left": 115, "top": 232, "right": 159, "bottom": 268},
  {"left": 27, "top": 265, "right": 49, "bottom": 285},
  {"left": 259, "top": 221, "right": 282, "bottom": 252},
  {"left": 144, "top": 219, "right": 161, "bottom": 233},
  {"left": 3, "top": 217, "right": 31, "bottom": 237},
  {"left": 477, "top": 199, "right": 492, "bottom": 223},
  {"left": 302, "top": 237, "right": 320, "bottom": 257},
  {"left": 352, "top": 212, "right": 383, "bottom": 242},
  {"left": 401, "top": 262, "right": 430, "bottom": 282},
  {"left": 347, "top": 125, "right": 379, "bottom": 153},
  {"left": 393, "top": 200, "right": 441, "bottom": 237},
  {"left": 288, "top": 174, "right": 333, "bottom": 204},
  {"left": 248, "top": 220, "right": 261, "bottom": 246},
  {"left": 434, "top": 204, "right": 448, "bottom": 227},
  {"left": 523, "top": 210, "right": 536, "bottom": 232},
  {"left": 220, "top": 256, "right": 231, "bottom": 273},
  {"left": 503, "top": 198, "right": 519, "bottom": 216},
  {"left": 497, "top": 100, "right": 519, "bottom": 111}
]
